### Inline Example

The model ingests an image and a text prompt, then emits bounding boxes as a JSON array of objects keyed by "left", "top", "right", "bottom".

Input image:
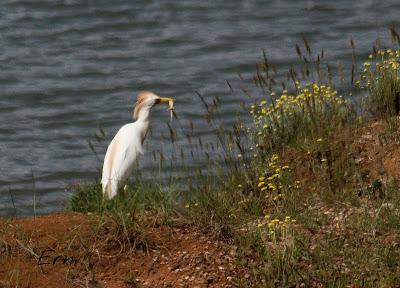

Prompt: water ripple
[{"left": 1, "top": 0, "right": 399, "bottom": 216}]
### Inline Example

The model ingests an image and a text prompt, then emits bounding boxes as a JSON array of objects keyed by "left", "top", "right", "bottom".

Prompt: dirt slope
[{"left": 0, "top": 213, "right": 238, "bottom": 288}]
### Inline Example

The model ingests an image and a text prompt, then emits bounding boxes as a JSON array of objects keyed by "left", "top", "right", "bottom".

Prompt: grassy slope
[
  {"left": 2, "top": 43, "right": 400, "bottom": 287},
  {"left": 2, "top": 118, "right": 400, "bottom": 288}
]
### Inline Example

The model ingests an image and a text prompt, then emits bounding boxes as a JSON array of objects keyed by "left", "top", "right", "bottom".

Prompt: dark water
[{"left": 1, "top": 0, "right": 399, "bottom": 216}]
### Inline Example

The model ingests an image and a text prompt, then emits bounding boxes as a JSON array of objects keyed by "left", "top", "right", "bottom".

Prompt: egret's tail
[{"left": 101, "top": 178, "right": 118, "bottom": 200}]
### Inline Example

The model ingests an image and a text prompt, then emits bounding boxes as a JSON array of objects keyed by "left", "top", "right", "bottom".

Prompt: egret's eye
[{"left": 155, "top": 98, "right": 161, "bottom": 104}]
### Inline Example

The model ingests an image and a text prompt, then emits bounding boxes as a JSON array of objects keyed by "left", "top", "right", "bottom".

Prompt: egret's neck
[
  {"left": 136, "top": 105, "right": 153, "bottom": 123},
  {"left": 135, "top": 106, "right": 152, "bottom": 143}
]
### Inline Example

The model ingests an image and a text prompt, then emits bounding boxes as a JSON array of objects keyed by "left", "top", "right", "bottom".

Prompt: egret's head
[{"left": 133, "top": 91, "right": 175, "bottom": 120}]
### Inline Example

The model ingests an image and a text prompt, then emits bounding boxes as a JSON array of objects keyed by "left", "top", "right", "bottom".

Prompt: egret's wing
[
  {"left": 101, "top": 124, "right": 143, "bottom": 198},
  {"left": 113, "top": 135, "right": 142, "bottom": 183},
  {"left": 102, "top": 136, "right": 118, "bottom": 183},
  {"left": 102, "top": 130, "right": 123, "bottom": 198}
]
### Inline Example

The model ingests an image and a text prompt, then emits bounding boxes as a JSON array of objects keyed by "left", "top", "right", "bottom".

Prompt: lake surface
[{"left": 1, "top": 0, "right": 399, "bottom": 216}]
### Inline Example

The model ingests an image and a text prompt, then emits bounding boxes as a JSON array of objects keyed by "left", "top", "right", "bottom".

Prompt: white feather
[
  {"left": 101, "top": 123, "right": 144, "bottom": 199},
  {"left": 101, "top": 91, "right": 174, "bottom": 199}
]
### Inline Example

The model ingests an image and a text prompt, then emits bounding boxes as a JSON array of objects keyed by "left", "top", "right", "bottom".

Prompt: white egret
[{"left": 101, "top": 91, "right": 175, "bottom": 199}]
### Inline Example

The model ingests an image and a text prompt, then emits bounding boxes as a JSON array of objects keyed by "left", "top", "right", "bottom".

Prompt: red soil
[{"left": 0, "top": 213, "right": 238, "bottom": 288}]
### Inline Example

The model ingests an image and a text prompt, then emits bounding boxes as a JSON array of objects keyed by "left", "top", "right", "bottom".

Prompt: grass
[
  {"left": 359, "top": 49, "right": 400, "bottom": 118},
  {"left": 67, "top": 180, "right": 181, "bottom": 254},
  {"left": 32, "top": 29, "right": 400, "bottom": 286}
]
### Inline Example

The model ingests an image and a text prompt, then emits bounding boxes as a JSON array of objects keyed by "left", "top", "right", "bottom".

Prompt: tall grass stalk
[{"left": 359, "top": 49, "right": 400, "bottom": 118}]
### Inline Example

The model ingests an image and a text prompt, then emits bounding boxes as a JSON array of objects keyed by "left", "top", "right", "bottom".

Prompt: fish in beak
[{"left": 158, "top": 97, "right": 175, "bottom": 121}]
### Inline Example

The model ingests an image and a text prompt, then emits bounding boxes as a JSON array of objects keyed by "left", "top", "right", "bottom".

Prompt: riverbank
[
  {"left": 0, "top": 212, "right": 239, "bottom": 287},
  {"left": 2, "top": 117, "right": 400, "bottom": 287},
  {"left": 3, "top": 43, "right": 400, "bottom": 287}
]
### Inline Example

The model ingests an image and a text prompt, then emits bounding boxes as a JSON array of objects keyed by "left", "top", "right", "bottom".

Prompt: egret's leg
[{"left": 120, "top": 183, "right": 129, "bottom": 197}]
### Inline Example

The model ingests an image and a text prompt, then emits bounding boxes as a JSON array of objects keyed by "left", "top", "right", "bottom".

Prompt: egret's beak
[
  {"left": 158, "top": 97, "right": 175, "bottom": 103},
  {"left": 158, "top": 97, "right": 176, "bottom": 121}
]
